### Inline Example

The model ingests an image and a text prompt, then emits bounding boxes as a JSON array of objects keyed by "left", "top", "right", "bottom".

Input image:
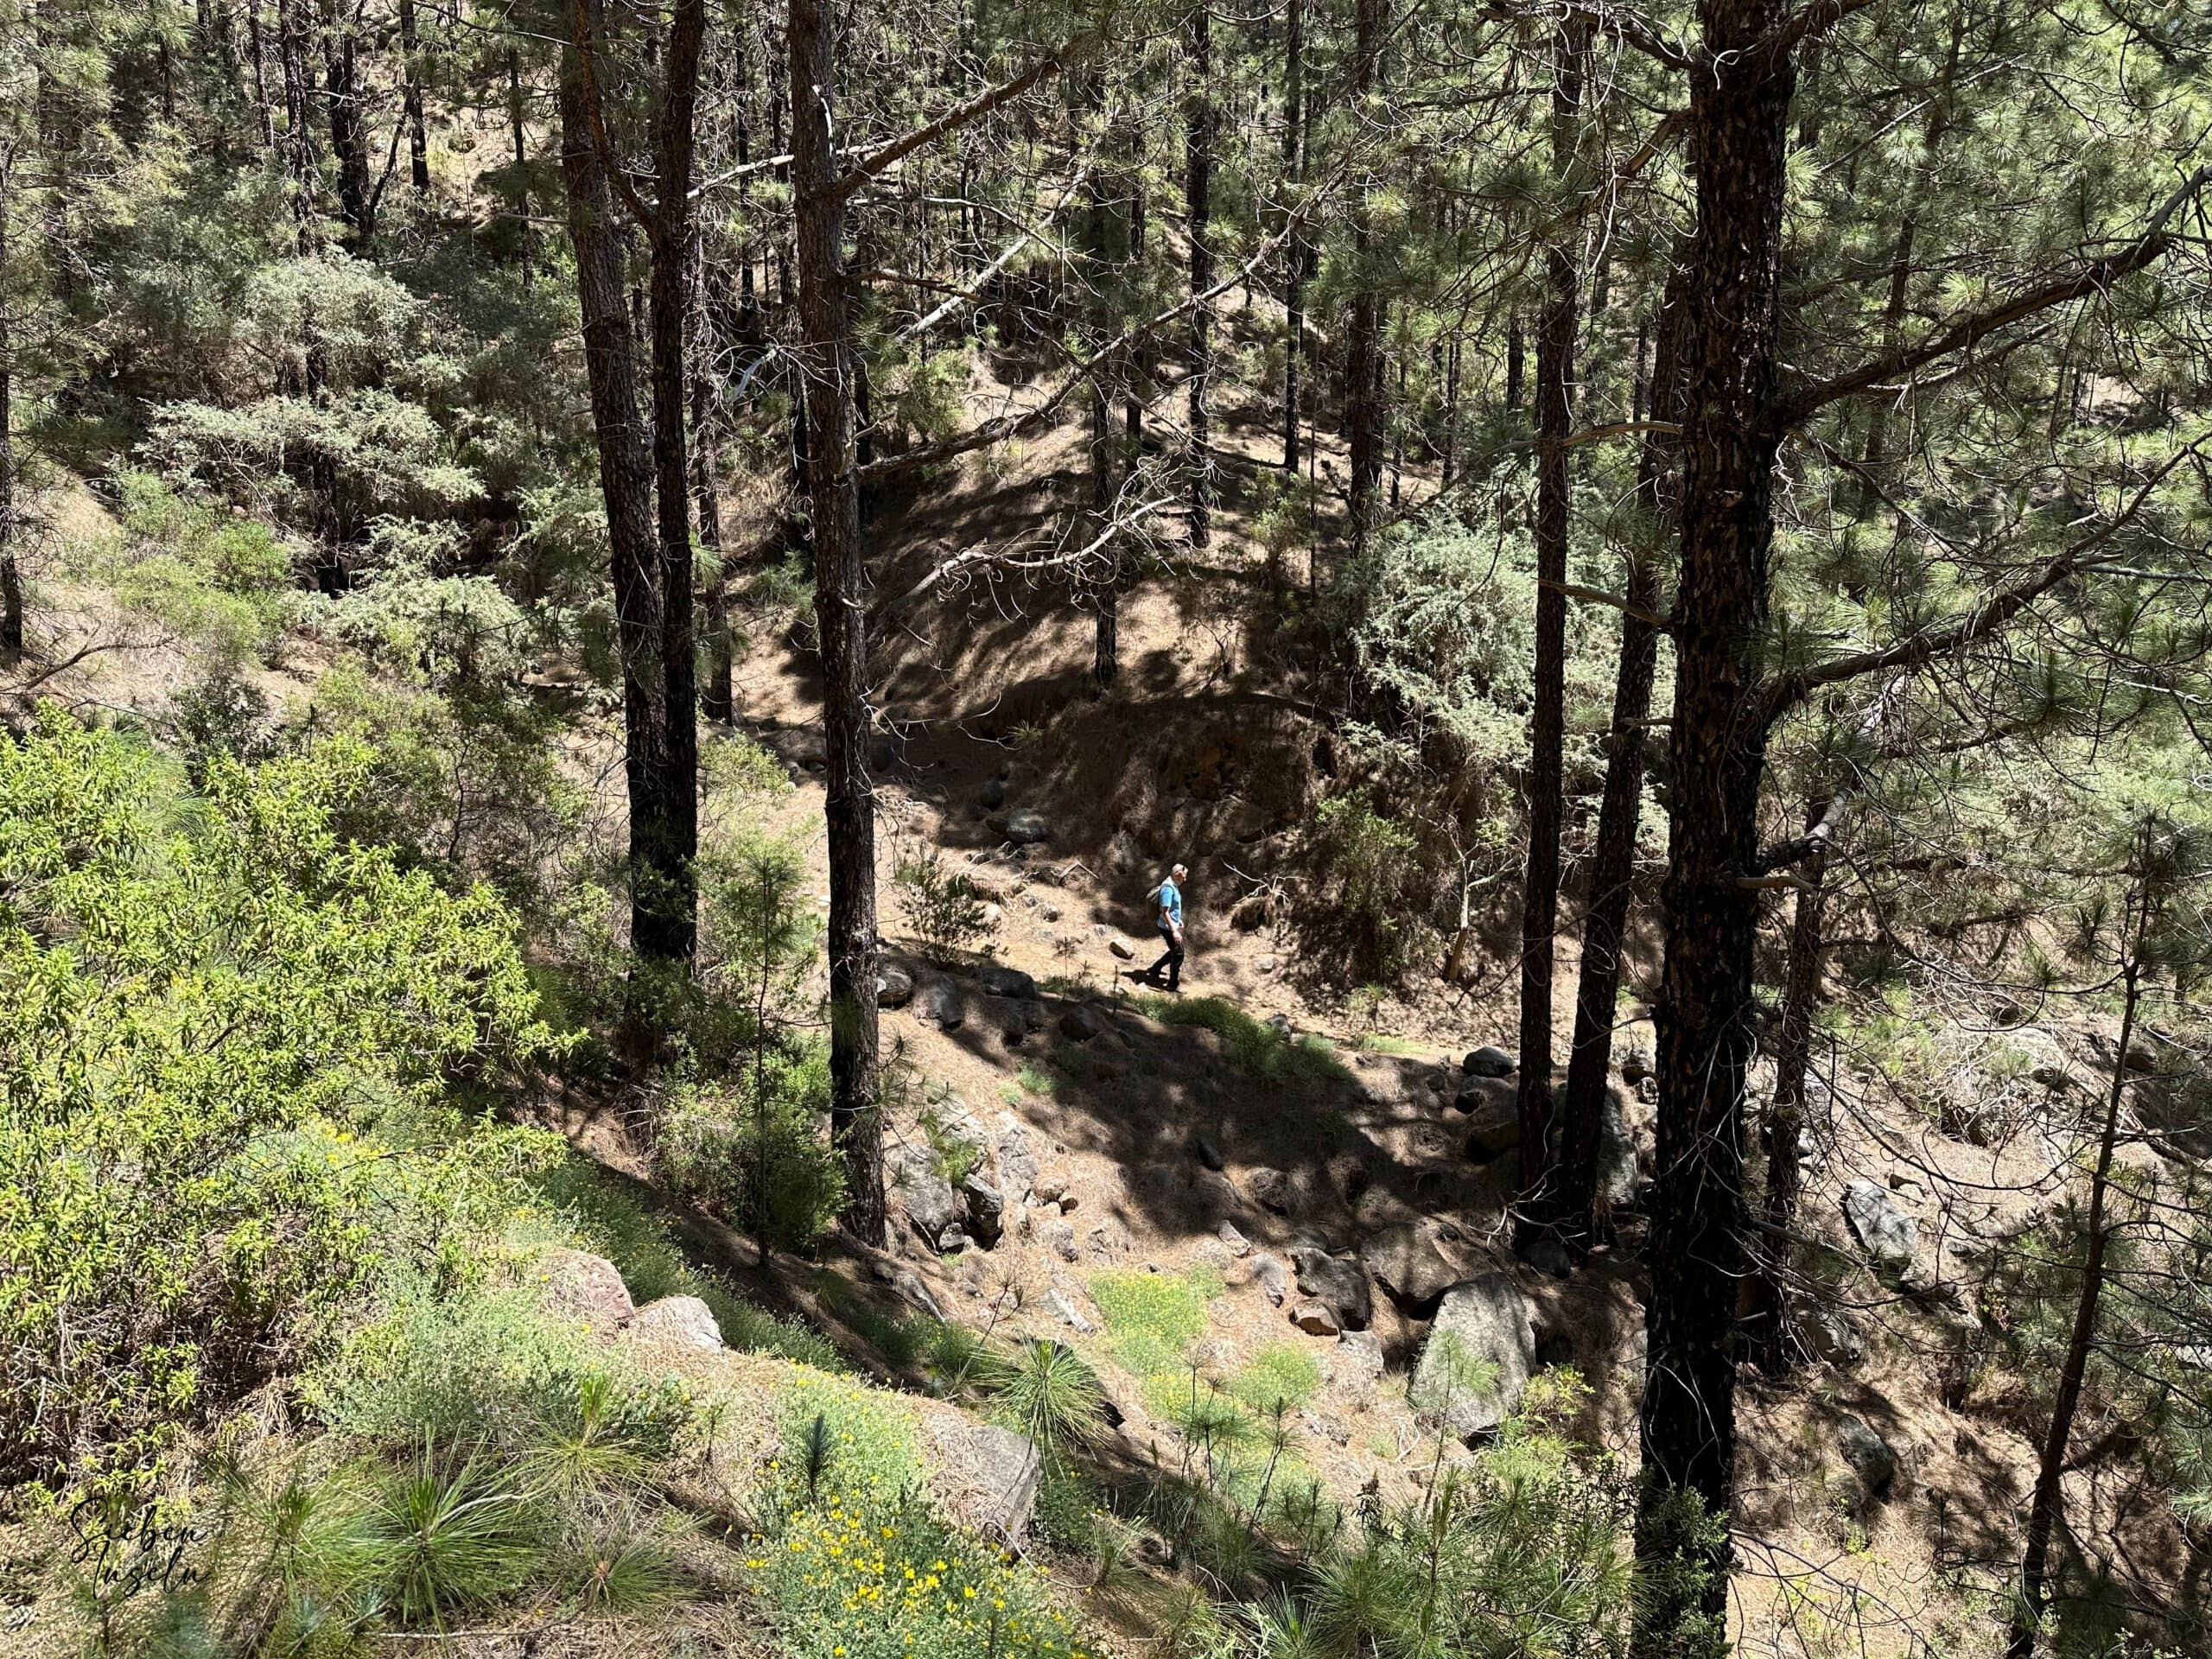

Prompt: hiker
[{"left": 1147, "top": 863, "right": 1187, "bottom": 992}]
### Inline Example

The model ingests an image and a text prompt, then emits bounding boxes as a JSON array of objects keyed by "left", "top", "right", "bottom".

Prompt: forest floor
[{"left": 15, "top": 365, "right": 2202, "bottom": 1656}]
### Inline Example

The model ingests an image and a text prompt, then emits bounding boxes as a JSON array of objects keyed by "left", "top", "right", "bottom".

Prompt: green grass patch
[
  {"left": 1088, "top": 1266, "right": 1224, "bottom": 1378},
  {"left": 1227, "top": 1343, "right": 1322, "bottom": 1412},
  {"left": 1136, "top": 995, "right": 1350, "bottom": 1084}
]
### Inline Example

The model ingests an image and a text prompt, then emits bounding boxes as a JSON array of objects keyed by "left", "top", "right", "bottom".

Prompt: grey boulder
[{"left": 1411, "top": 1274, "right": 1536, "bottom": 1441}]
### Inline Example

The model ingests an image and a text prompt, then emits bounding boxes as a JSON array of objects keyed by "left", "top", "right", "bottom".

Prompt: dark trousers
[{"left": 1149, "top": 921, "right": 1184, "bottom": 990}]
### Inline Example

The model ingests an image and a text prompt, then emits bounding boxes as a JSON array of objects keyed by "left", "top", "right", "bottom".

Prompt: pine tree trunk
[
  {"left": 1085, "top": 94, "right": 1120, "bottom": 690},
  {"left": 508, "top": 47, "right": 531, "bottom": 282},
  {"left": 1280, "top": 0, "right": 1303, "bottom": 472},
  {"left": 1514, "top": 15, "right": 1587, "bottom": 1223},
  {"left": 790, "top": 0, "right": 888, "bottom": 1246},
  {"left": 1185, "top": 3, "right": 1214, "bottom": 550},
  {"left": 1556, "top": 268, "right": 1687, "bottom": 1241},
  {"left": 1631, "top": 9, "right": 1798, "bottom": 1650},
  {"left": 1344, "top": 0, "right": 1385, "bottom": 551},
  {"left": 693, "top": 229, "right": 734, "bottom": 724},
  {"left": 1745, "top": 797, "right": 1829, "bottom": 1370},
  {"left": 2007, "top": 885, "right": 2150, "bottom": 1659},
  {"left": 276, "top": 0, "right": 318, "bottom": 251},
  {"left": 322, "top": 10, "right": 374, "bottom": 246},
  {"left": 558, "top": 0, "right": 686, "bottom": 973},
  {"left": 245, "top": 0, "right": 276, "bottom": 149},
  {"left": 399, "top": 0, "right": 429, "bottom": 192},
  {"left": 645, "top": 0, "right": 707, "bottom": 964}
]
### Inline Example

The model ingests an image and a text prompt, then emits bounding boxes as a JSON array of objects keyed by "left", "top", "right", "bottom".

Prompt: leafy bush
[
  {"left": 102, "top": 469, "right": 296, "bottom": 663},
  {"left": 661, "top": 1061, "right": 848, "bottom": 1251},
  {"left": 0, "top": 710, "right": 551, "bottom": 1507},
  {"left": 1089, "top": 1267, "right": 1224, "bottom": 1380},
  {"left": 894, "top": 845, "right": 997, "bottom": 960},
  {"left": 1309, "top": 786, "right": 1425, "bottom": 983}
]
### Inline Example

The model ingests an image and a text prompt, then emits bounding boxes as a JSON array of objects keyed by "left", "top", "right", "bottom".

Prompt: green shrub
[
  {"left": 662, "top": 1065, "right": 847, "bottom": 1251},
  {"left": 894, "top": 844, "right": 996, "bottom": 959},
  {"left": 0, "top": 711, "right": 552, "bottom": 1509}
]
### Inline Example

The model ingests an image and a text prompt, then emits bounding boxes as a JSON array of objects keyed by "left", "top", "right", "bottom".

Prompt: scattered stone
[
  {"left": 1516, "top": 1233, "right": 1573, "bottom": 1281},
  {"left": 1267, "top": 1013, "right": 1292, "bottom": 1033},
  {"left": 1291, "top": 1246, "right": 1374, "bottom": 1332},
  {"left": 2031, "top": 1062, "right": 2075, "bottom": 1091},
  {"left": 1361, "top": 1221, "right": 1461, "bottom": 1310},
  {"left": 1250, "top": 1253, "right": 1290, "bottom": 1306},
  {"left": 1292, "top": 1301, "right": 1342, "bottom": 1337},
  {"left": 922, "top": 982, "right": 965, "bottom": 1029},
  {"left": 1192, "top": 1129, "right": 1227, "bottom": 1172},
  {"left": 1328, "top": 1151, "right": 1372, "bottom": 1202},
  {"left": 1217, "top": 1220, "right": 1251, "bottom": 1258},
  {"left": 961, "top": 1173, "right": 1005, "bottom": 1246},
  {"left": 1836, "top": 1415, "right": 1897, "bottom": 1497},
  {"left": 1246, "top": 1166, "right": 1294, "bottom": 1214},
  {"left": 893, "top": 1268, "right": 946, "bottom": 1321},
  {"left": 1300, "top": 1409, "right": 1352, "bottom": 1446},
  {"left": 890, "top": 1141, "right": 963, "bottom": 1249},
  {"left": 1059, "top": 1194, "right": 1079, "bottom": 1214},
  {"left": 1454, "top": 1073, "right": 1518, "bottom": 1116},
  {"left": 1031, "top": 1173, "right": 1068, "bottom": 1206},
  {"left": 1842, "top": 1179, "right": 1918, "bottom": 1275},
  {"left": 877, "top": 964, "right": 916, "bottom": 1009},
  {"left": 1109, "top": 938, "right": 1136, "bottom": 961},
  {"left": 1461, "top": 1095, "right": 1522, "bottom": 1163},
  {"left": 1004, "top": 809, "right": 1050, "bottom": 845},
  {"left": 1411, "top": 1274, "right": 1536, "bottom": 1441},
  {"left": 1256, "top": 956, "right": 1280, "bottom": 975},
  {"left": 1615, "top": 1027, "right": 1657, "bottom": 1084},
  {"left": 980, "top": 778, "right": 1007, "bottom": 810},
  {"left": 1337, "top": 1328, "right": 1387, "bottom": 1381},
  {"left": 1599, "top": 1090, "right": 1642, "bottom": 1209},
  {"left": 1058, "top": 1005, "right": 1104, "bottom": 1042},
  {"left": 1046, "top": 1287, "right": 1095, "bottom": 1334},
  {"left": 1797, "top": 1301, "right": 1866, "bottom": 1366},
  {"left": 536, "top": 1249, "right": 636, "bottom": 1332},
  {"left": 1463, "top": 1046, "right": 1516, "bottom": 1078},
  {"left": 1046, "top": 1220, "right": 1079, "bottom": 1262},
  {"left": 982, "top": 964, "right": 1039, "bottom": 1001},
  {"left": 626, "top": 1294, "right": 722, "bottom": 1351},
  {"left": 946, "top": 1422, "right": 1043, "bottom": 1543},
  {"left": 996, "top": 1117, "right": 1039, "bottom": 1200}
]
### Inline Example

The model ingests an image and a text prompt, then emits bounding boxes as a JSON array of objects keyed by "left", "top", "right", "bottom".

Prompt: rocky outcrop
[
  {"left": 536, "top": 1249, "right": 635, "bottom": 1332},
  {"left": 1291, "top": 1245, "right": 1373, "bottom": 1332},
  {"left": 890, "top": 1141, "right": 963, "bottom": 1249},
  {"left": 1411, "top": 1274, "right": 1536, "bottom": 1441},
  {"left": 1359, "top": 1220, "right": 1461, "bottom": 1312},
  {"left": 1843, "top": 1179, "right": 1917, "bottom": 1276},
  {"left": 626, "top": 1294, "right": 723, "bottom": 1352}
]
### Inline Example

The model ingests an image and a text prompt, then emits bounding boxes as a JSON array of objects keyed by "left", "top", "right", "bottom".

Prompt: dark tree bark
[
  {"left": 1185, "top": 0, "right": 1215, "bottom": 550},
  {"left": 245, "top": 0, "right": 276, "bottom": 149},
  {"left": 507, "top": 46, "right": 531, "bottom": 283},
  {"left": 1505, "top": 315, "right": 1524, "bottom": 410},
  {"left": 1631, "top": 8, "right": 1799, "bottom": 1650},
  {"left": 645, "top": 0, "right": 708, "bottom": 963},
  {"left": 693, "top": 224, "right": 734, "bottom": 723},
  {"left": 558, "top": 0, "right": 689, "bottom": 971},
  {"left": 2006, "top": 893, "right": 2148, "bottom": 1659},
  {"left": 790, "top": 0, "right": 889, "bottom": 1245},
  {"left": 1555, "top": 267, "right": 1687, "bottom": 1241},
  {"left": 399, "top": 0, "right": 429, "bottom": 193},
  {"left": 321, "top": 8, "right": 374, "bottom": 245},
  {"left": 1514, "top": 16, "right": 1588, "bottom": 1223},
  {"left": 1344, "top": 0, "right": 1385, "bottom": 550},
  {"left": 1745, "top": 794, "right": 1832, "bottom": 1370},
  {"left": 1279, "top": 0, "right": 1303, "bottom": 471},
  {"left": 1084, "top": 83, "right": 1120, "bottom": 689},
  {"left": 276, "top": 0, "right": 318, "bottom": 251}
]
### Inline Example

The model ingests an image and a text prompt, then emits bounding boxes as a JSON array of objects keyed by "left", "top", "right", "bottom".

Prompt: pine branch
[{"left": 1778, "top": 164, "right": 2212, "bottom": 425}]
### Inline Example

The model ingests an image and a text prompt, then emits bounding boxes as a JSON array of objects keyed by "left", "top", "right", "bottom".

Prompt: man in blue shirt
[{"left": 1147, "top": 863, "right": 1187, "bottom": 992}]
